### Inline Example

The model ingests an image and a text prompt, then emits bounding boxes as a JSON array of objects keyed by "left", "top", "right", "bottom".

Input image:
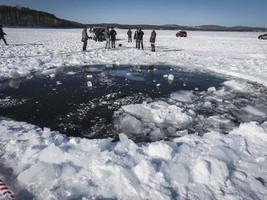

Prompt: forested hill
[{"left": 0, "top": 5, "right": 84, "bottom": 28}]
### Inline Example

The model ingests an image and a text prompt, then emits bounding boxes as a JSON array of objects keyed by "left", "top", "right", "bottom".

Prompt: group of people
[
  {"left": 104, "top": 27, "right": 117, "bottom": 49},
  {"left": 1, "top": 24, "right": 155, "bottom": 51},
  {"left": 0, "top": 25, "right": 8, "bottom": 46},
  {"left": 127, "top": 28, "right": 156, "bottom": 52},
  {"left": 81, "top": 26, "right": 156, "bottom": 52}
]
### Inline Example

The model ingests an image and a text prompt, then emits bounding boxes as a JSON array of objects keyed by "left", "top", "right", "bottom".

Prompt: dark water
[{"left": 0, "top": 65, "right": 226, "bottom": 139}]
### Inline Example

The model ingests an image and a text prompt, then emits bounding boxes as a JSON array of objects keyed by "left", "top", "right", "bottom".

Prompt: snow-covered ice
[{"left": 1, "top": 29, "right": 267, "bottom": 199}]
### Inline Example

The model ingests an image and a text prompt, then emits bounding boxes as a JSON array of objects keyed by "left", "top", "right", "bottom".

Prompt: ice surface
[
  {"left": 0, "top": 117, "right": 267, "bottom": 199},
  {"left": 1, "top": 29, "right": 267, "bottom": 200}
]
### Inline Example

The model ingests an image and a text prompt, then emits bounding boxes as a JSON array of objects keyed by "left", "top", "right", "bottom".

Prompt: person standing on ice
[
  {"left": 105, "top": 27, "right": 110, "bottom": 49},
  {"left": 110, "top": 27, "right": 117, "bottom": 48},
  {"left": 137, "top": 28, "right": 144, "bottom": 50},
  {"left": 134, "top": 28, "right": 138, "bottom": 48},
  {"left": 150, "top": 29, "right": 156, "bottom": 52},
  {"left": 82, "top": 26, "right": 89, "bottom": 51},
  {"left": 127, "top": 28, "right": 132, "bottom": 42},
  {"left": 0, "top": 25, "right": 8, "bottom": 45}
]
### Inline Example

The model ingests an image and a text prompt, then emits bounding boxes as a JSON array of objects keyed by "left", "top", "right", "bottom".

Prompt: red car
[{"left": 176, "top": 31, "right": 187, "bottom": 37}]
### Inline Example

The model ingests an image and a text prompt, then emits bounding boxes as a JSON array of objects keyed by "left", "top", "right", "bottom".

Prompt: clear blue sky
[{"left": 1, "top": 0, "right": 267, "bottom": 27}]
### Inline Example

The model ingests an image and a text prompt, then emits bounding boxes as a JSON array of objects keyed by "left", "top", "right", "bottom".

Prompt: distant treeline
[
  {"left": 88, "top": 23, "right": 267, "bottom": 32},
  {"left": 0, "top": 5, "right": 266, "bottom": 31},
  {"left": 0, "top": 5, "right": 84, "bottom": 28}
]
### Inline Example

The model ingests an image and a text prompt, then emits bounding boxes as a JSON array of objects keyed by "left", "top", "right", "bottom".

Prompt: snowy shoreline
[{"left": 1, "top": 29, "right": 267, "bottom": 199}]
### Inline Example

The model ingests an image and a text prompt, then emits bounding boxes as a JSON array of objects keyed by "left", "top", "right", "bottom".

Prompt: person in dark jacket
[
  {"left": 110, "top": 27, "right": 117, "bottom": 48},
  {"left": 0, "top": 25, "right": 8, "bottom": 45},
  {"left": 150, "top": 29, "right": 156, "bottom": 52},
  {"left": 127, "top": 29, "right": 132, "bottom": 42},
  {"left": 81, "top": 26, "right": 89, "bottom": 51},
  {"left": 137, "top": 28, "right": 144, "bottom": 50}
]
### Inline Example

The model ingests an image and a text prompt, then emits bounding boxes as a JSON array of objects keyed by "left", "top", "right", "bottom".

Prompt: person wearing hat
[{"left": 0, "top": 25, "right": 8, "bottom": 45}]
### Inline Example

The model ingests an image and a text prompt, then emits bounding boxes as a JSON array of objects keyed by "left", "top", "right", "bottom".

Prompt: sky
[{"left": 1, "top": 0, "right": 267, "bottom": 27}]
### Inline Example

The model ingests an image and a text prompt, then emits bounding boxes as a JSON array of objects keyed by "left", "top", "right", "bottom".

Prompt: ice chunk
[
  {"left": 261, "top": 122, "right": 267, "bottom": 132},
  {"left": 18, "top": 162, "right": 61, "bottom": 184},
  {"left": 61, "top": 162, "right": 78, "bottom": 177},
  {"left": 207, "top": 87, "right": 216, "bottom": 93},
  {"left": 87, "top": 81, "right": 93, "bottom": 87},
  {"left": 9, "top": 70, "right": 20, "bottom": 79},
  {"left": 230, "top": 122, "right": 267, "bottom": 145},
  {"left": 39, "top": 143, "right": 65, "bottom": 164},
  {"left": 86, "top": 74, "right": 93, "bottom": 79},
  {"left": 202, "top": 101, "right": 212, "bottom": 108},
  {"left": 9, "top": 79, "right": 21, "bottom": 89},
  {"left": 241, "top": 105, "right": 266, "bottom": 117},
  {"left": 49, "top": 74, "right": 55, "bottom": 78},
  {"left": 168, "top": 74, "right": 174, "bottom": 81},
  {"left": 174, "top": 130, "right": 188, "bottom": 137},
  {"left": 118, "top": 115, "right": 144, "bottom": 135},
  {"left": 134, "top": 159, "right": 155, "bottom": 183},
  {"left": 209, "top": 145, "right": 239, "bottom": 165},
  {"left": 223, "top": 80, "right": 254, "bottom": 93},
  {"left": 169, "top": 163, "right": 189, "bottom": 185},
  {"left": 149, "top": 128, "right": 166, "bottom": 141},
  {"left": 170, "top": 91, "right": 193, "bottom": 102},
  {"left": 147, "top": 142, "right": 174, "bottom": 160},
  {"left": 122, "top": 101, "right": 192, "bottom": 128},
  {"left": 192, "top": 158, "right": 229, "bottom": 184},
  {"left": 41, "top": 68, "right": 56, "bottom": 77},
  {"left": 66, "top": 71, "right": 76, "bottom": 75},
  {"left": 114, "top": 133, "right": 138, "bottom": 155}
]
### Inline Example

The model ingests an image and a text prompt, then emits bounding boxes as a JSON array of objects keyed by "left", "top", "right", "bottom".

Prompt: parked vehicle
[
  {"left": 91, "top": 27, "right": 106, "bottom": 41},
  {"left": 176, "top": 30, "right": 187, "bottom": 37},
  {"left": 258, "top": 33, "right": 267, "bottom": 40}
]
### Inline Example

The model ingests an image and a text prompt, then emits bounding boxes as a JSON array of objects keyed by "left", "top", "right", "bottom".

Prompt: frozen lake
[
  {"left": 1, "top": 64, "right": 267, "bottom": 141},
  {"left": 1, "top": 29, "right": 267, "bottom": 200}
]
